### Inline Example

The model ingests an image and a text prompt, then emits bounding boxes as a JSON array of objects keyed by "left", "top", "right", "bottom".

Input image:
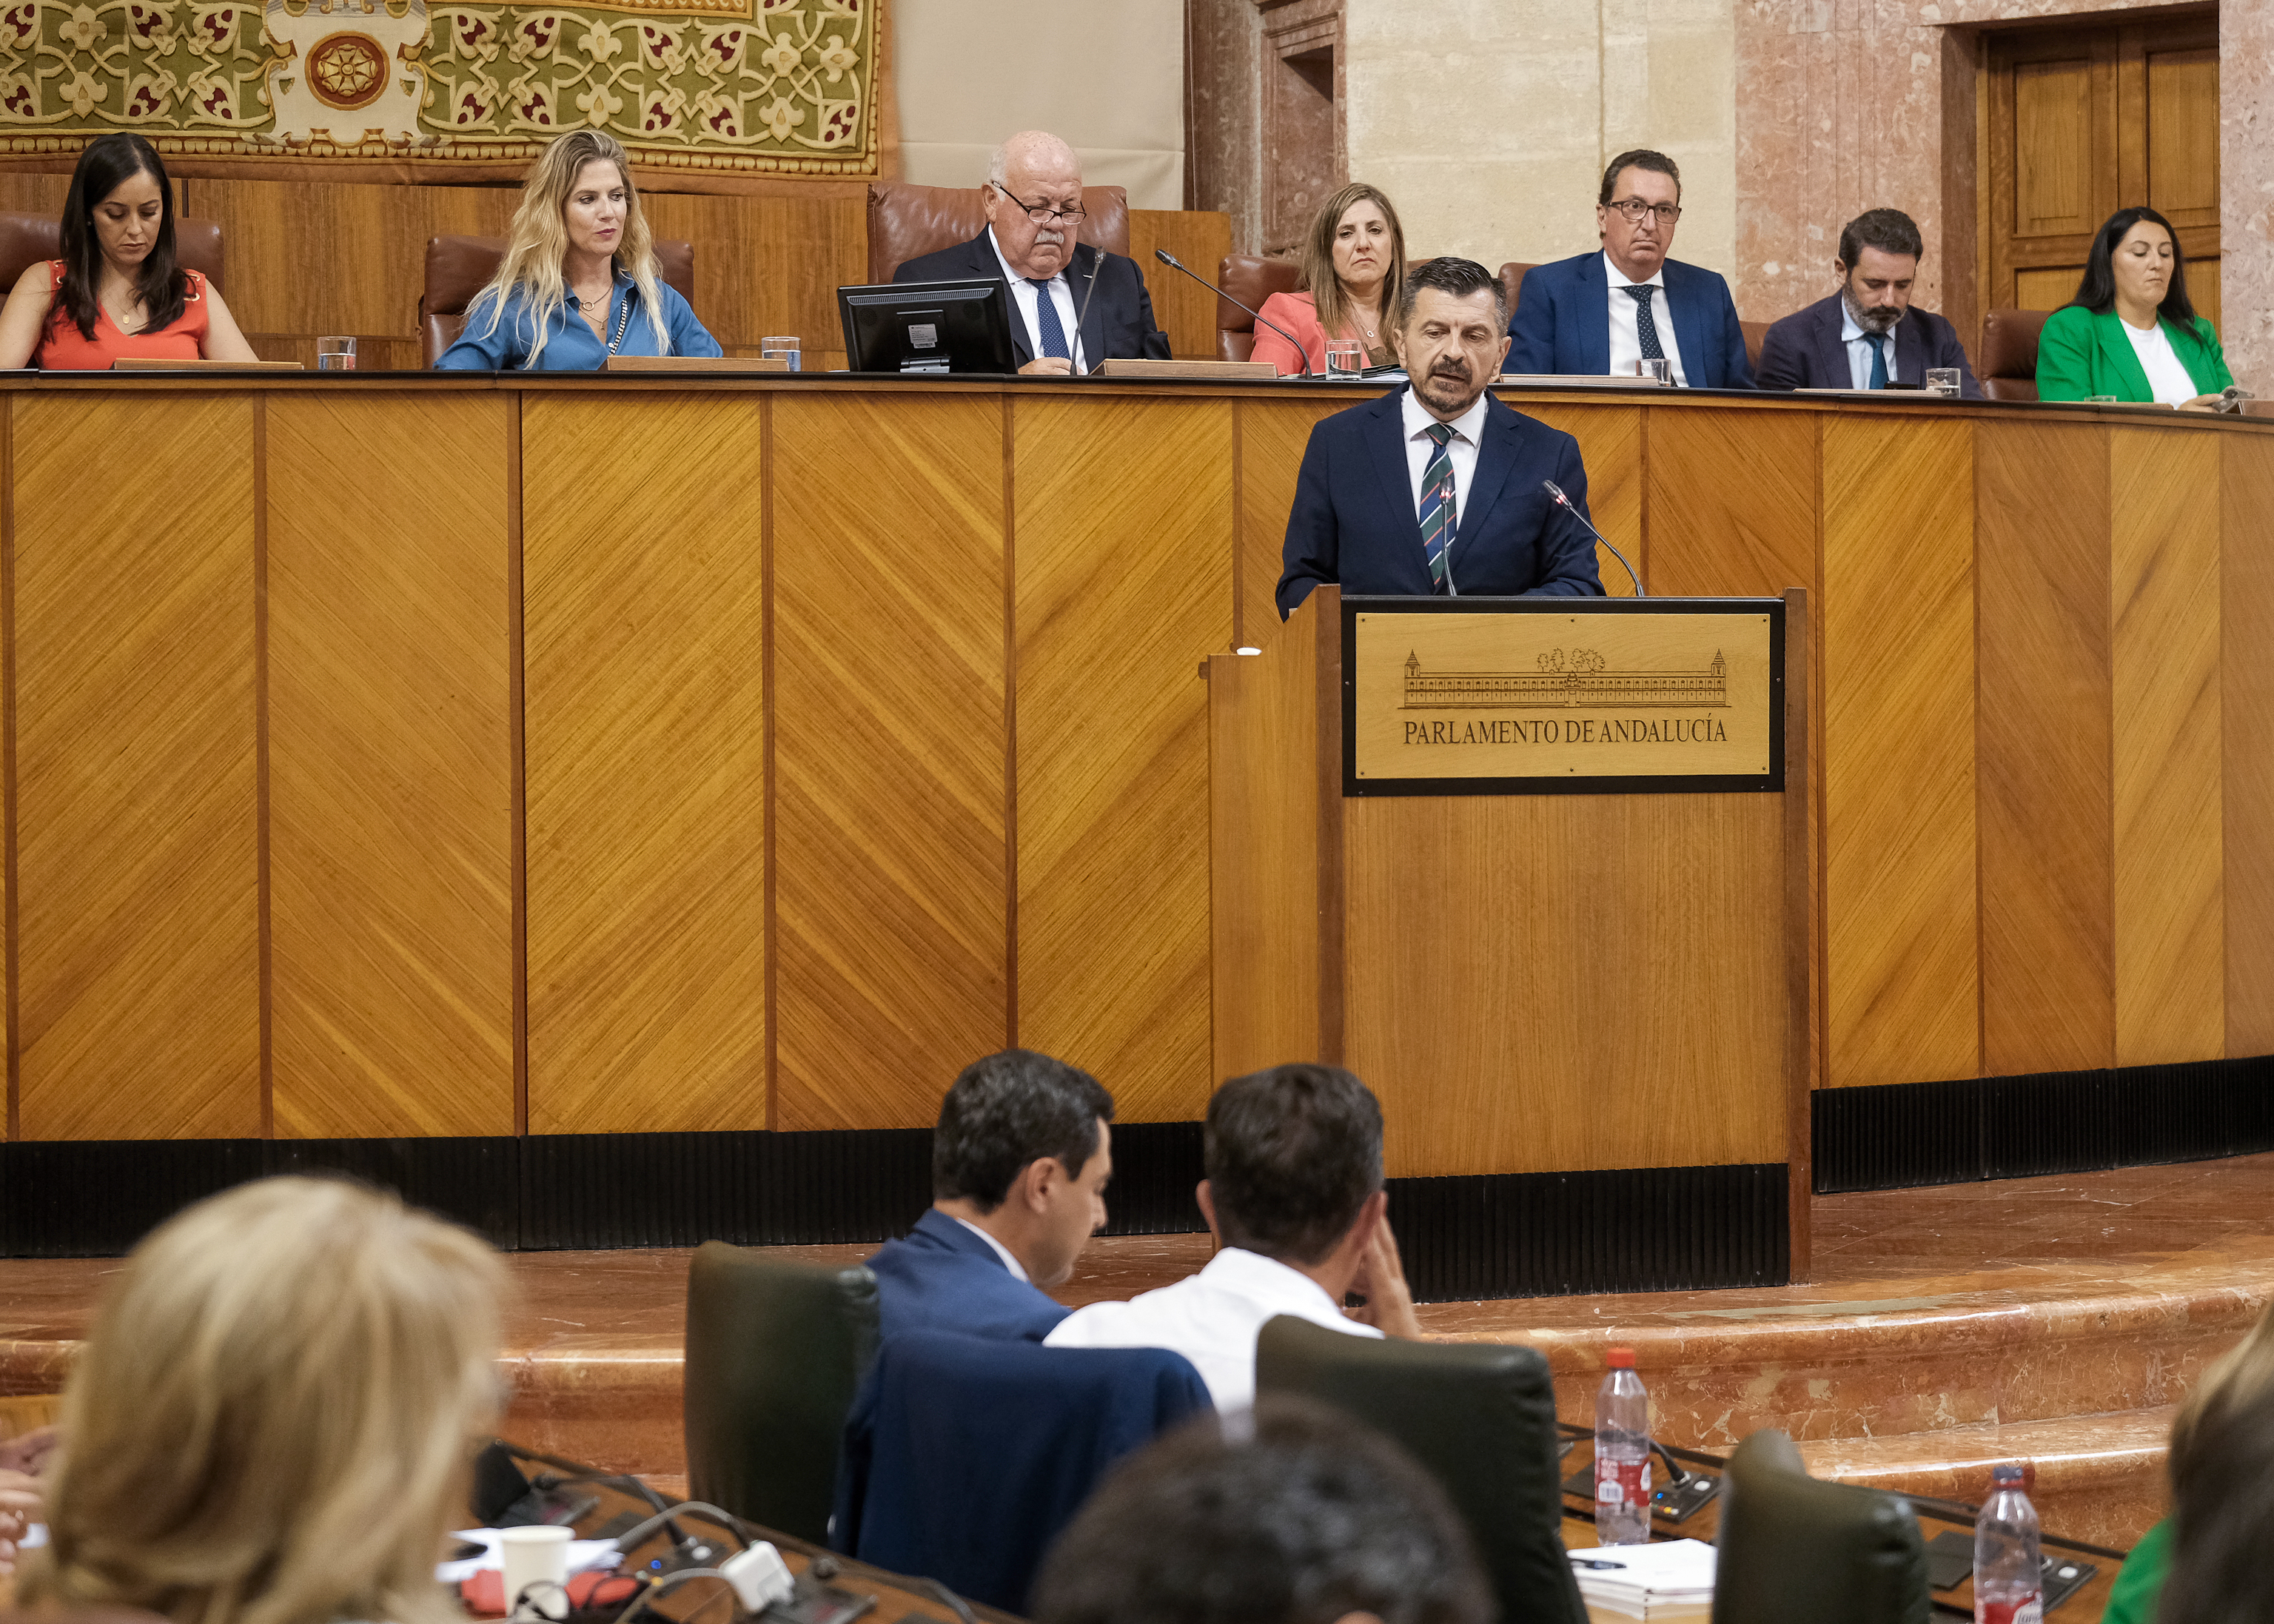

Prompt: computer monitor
[{"left": 839, "top": 279, "right": 1019, "bottom": 375}]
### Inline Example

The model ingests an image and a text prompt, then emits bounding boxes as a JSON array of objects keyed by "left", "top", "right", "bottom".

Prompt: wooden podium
[{"left": 1208, "top": 589, "right": 1814, "bottom": 1301}]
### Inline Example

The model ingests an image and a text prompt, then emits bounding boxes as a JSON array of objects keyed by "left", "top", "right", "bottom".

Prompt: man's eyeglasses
[
  {"left": 1606, "top": 200, "right": 1681, "bottom": 226},
  {"left": 993, "top": 184, "right": 1087, "bottom": 226}
]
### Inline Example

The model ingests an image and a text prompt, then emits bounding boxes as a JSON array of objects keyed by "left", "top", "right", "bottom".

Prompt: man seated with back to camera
[
  {"left": 1044, "top": 1064, "right": 1421, "bottom": 1409},
  {"left": 865, "top": 1049, "right": 1114, "bottom": 1343},
  {"left": 892, "top": 130, "right": 1170, "bottom": 376},
  {"left": 1754, "top": 207, "right": 1982, "bottom": 396}
]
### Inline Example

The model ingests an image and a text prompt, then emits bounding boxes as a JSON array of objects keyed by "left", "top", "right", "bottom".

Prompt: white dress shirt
[
  {"left": 1603, "top": 251, "right": 1688, "bottom": 385},
  {"left": 951, "top": 1215, "right": 1030, "bottom": 1283},
  {"left": 1839, "top": 304, "right": 1901, "bottom": 390},
  {"left": 988, "top": 227, "right": 1087, "bottom": 372},
  {"left": 1043, "top": 1246, "right": 1381, "bottom": 1411},
  {"left": 1401, "top": 385, "right": 1491, "bottom": 578},
  {"left": 2119, "top": 317, "right": 2198, "bottom": 406}
]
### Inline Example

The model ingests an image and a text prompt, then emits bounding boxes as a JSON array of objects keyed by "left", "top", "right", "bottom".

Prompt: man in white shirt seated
[{"left": 1044, "top": 1064, "right": 1423, "bottom": 1409}]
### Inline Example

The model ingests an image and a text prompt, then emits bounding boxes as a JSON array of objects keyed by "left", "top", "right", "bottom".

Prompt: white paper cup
[{"left": 497, "top": 1524, "right": 572, "bottom": 1619}]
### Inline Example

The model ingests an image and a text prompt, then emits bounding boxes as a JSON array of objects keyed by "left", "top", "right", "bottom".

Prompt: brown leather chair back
[
  {"left": 421, "top": 235, "right": 696, "bottom": 365},
  {"left": 1979, "top": 307, "right": 2050, "bottom": 402},
  {"left": 1741, "top": 319, "right": 1770, "bottom": 378},
  {"left": 1498, "top": 261, "right": 1535, "bottom": 316},
  {"left": 0, "top": 209, "right": 225, "bottom": 295},
  {"left": 865, "top": 183, "right": 1130, "bottom": 285},
  {"left": 1215, "top": 253, "right": 1302, "bottom": 362}
]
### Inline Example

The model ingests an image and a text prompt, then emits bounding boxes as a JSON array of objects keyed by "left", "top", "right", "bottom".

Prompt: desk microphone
[
  {"left": 1153, "top": 250, "right": 1314, "bottom": 377},
  {"left": 1543, "top": 480, "right": 1645, "bottom": 597}
]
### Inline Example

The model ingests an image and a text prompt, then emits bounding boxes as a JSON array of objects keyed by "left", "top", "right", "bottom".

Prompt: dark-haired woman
[
  {"left": 2036, "top": 206, "right": 2233, "bottom": 408},
  {"left": 0, "top": 132, "right": 256, "bottom": 370}
]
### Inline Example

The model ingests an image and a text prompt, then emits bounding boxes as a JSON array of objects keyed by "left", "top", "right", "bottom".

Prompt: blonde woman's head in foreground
[
  {"left": 480, "top": 129, "right": 669, "bottom": 363},
  {"left": 25, "top": 1176, "right": 509, "bottom": 1624}
]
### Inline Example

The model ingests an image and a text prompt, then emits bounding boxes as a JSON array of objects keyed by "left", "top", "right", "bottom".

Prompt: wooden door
[{"left": 1985, "top": 13, "right": 2221, "bottom": 329}]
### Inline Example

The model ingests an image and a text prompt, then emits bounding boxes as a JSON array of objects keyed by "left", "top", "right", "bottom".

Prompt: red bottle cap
[{"left": 1607, "top": 1346, "right": 1637, "bottom": 1369}]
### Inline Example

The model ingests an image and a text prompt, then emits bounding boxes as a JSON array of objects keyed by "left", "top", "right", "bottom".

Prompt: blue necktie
[
  {"left": 1027, "top": 278, "right": 1070, "bottom": 360},
  {"left": 1418, "top": 423, "right": 1457, "bottom": 593},
  {"left": 1868, "top": 334, "right": 1889, "bottom": 389},
  {"left": 1624, "top": 286, "right": 1665, "bottom": 360}
]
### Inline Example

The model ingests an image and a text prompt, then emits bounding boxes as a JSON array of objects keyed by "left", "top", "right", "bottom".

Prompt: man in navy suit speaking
[
  {"left": 1278, "top": 256, "right": 1604, "bottom": 617},
  {"left": 1508, "top": 149, "right": 1754, "bottom": 389}
]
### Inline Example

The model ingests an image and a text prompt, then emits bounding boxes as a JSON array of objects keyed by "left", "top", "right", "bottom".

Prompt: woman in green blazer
[{"left": 2036, "top": 205, "right": 2233, "bottom": 408}]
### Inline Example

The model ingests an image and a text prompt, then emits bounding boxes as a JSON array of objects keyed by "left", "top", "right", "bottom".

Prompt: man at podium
[{"left": 1277, "top": 257, "right": 1603, "bottom": 617}]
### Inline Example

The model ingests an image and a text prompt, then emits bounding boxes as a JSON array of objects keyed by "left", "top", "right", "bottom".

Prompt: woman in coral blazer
[
  {"left": 2036, "top": 206, "right": 2233, "bottom": 408},
  {"left": 1252, "top": 183, "right": 1408, "bottom": 377}
]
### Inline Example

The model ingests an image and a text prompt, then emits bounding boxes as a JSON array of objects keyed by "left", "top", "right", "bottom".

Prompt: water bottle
[
  {"left": 1593, "top": 1346, "right": 1651, "bottom": 1545},
  {"left": 1973, "top": 1463, "right": 2043, "bottom": 1624}
]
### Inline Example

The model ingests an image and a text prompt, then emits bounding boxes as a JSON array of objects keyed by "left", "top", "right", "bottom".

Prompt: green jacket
[
  {"left": 2101, "top": 1517, "right": 2170, "bottom": 1624},
  {"left": 2035, "top": 303, "right": 2233, "bottom": 403}
]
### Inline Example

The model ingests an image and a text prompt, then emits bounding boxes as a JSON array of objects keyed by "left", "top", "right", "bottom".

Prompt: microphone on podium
[
  {"left": 1543, "top": 480, "right": 1645, "bottom": 597},
  {"left": 1153, "top": 250, "right": 1315, "bottom": 378}
]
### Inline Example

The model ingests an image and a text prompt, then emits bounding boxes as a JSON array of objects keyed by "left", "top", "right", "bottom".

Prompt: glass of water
[
  {"left": 1634, "top": 358, "right": 1671, "bottom": 384},
  {"left": 1324, "top": 339, "right": 1364, "bottom": 378},
  {"left": 317, "top": 336, "right": 356, "bottom": 371},
  {"left": 761, "top": 335, "right": 801, "bottom": 372},
  {"left": 1925, "top": 367, "right": 1961, "bottom": 398}
]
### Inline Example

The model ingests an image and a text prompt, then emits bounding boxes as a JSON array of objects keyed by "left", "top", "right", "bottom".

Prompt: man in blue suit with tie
[
  {"left": 866, "top": 1049, "right": 1115, "bottom": 1342},
  {"left": 1278, "top": 256, "right": 1604, "bottom": 617},
  {"left": 1508, "top": 150, "right": 1754, "bottom": 389}
]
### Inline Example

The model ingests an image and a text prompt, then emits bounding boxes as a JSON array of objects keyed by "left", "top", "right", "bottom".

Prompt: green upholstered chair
[
  {"left": 1255, "top": 1314, "right": 1586, "bottom": 1624},
  {"left": 682, "top": 1240, "right": 880, "bottom": 1544},
  {"left": 1711, "top": 1430, "right": 1931, "bottom": 1624}
]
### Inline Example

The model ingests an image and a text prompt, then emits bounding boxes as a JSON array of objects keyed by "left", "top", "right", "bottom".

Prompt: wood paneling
[
  {"left": 772, "top": 394, "right": 1006, "bottom": 1130},
  {"left": 1520, "top": 402, "right": 1644, "bottom": 597},
  {"left": 2014, "top": 56, "right": 2102, "bottom": 238},
  {"left": 1643, "top": 406, "right": 1814, "bottom": 596},
  {"left": 13, "top": 394, "right": 260, "bottom": 1139},
  {"left": 1820, "top": 415, "right": 1978, "bottom": 1088},
  {"left": 265, "top": 395, "right": 515, "bottom": 1137},
  {"left": 1014, "top": 397, "right": 1232, "bottom": 1122},
  {"left": 522, "top": 394, "right": 767, "bottom": 1133},
  {"left": 1235, "top": 397, "right": 1344, "bottom": 645},
  {"left": 1343, "top": 792, "right": 1788, "bottom": 1178},
  {"left": 2110, "top": 428, "right": 2221, "bottom": 1067},
  {"left": 2144, "top": 47, "right": 2219, "bottom": 227},
  {"left": 2224, "top": 433, "right": 2274, "bottom": 1056},
  {"left": 1127, "top": 210, "right": 1236, "bottom": 361},
  {"left": 1977, "top": 419, "right": 2114, "bottom": 1076},
  {"left": 640, "top": 191, "right": 866, "bottom": 372}
]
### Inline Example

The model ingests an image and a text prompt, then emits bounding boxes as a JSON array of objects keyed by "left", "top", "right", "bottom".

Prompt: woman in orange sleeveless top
[{"left": 0, "top": 133, "right": 255, "bottom": 370}]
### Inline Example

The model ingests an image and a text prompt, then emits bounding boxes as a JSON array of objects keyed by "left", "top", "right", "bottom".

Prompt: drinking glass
[
  {"left": 1925, "top": 367, "right": 1961, "bottom": 398},
  {"left": 1324, "top": 339, "right": 1364, "bottom": 378},
  {"left": 497, "top": 1526, "right": 571, "bottom": 1620},
  {"left": 761, "top": 335, "right": 801, "bottom": 372},
  {"left": 1634, "top": 358, "right": 1671, "bottom": 384},
  {"left": 316, "top": 336, "right": 356, "bottom": 372}
]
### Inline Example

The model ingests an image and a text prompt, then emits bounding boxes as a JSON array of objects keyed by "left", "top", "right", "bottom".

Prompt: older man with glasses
[
  {"left": 893, "top": 128, "right": 1171, "bottom": 375},
  {"left": 1509, "top": 149, "right": 1755, "bottom": 389}
]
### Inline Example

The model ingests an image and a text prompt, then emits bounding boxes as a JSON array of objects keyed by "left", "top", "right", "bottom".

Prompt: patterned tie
[
  {"left": 1624, "top": 285, "right": 1666, "bottom": 361},
  {"left": 1027, "top": 278, "right": 1070, "bottom": 360},
  {"left": 1868, "top": 334, "right": 1889, "bottom": 389},
  {"left": 1418, "top": 423, "right": 1458, "bottom": 593}
]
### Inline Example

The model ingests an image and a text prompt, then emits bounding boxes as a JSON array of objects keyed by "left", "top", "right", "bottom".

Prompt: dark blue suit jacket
[
  {"left": 1755, "top": 293, "right": 1982, "bottom": 397},
  {"left": 892, "top": 231, "right": 1170, "bottom": 367},
  {"left": 866, "top": 1209, "right": 1069, "bottom": 1343},
  {"left": 1278, "top": 389, "right": 1605, "bottom": 617},
  {"left": 833, "top": 1330, "right": 1212, "bottom": 1614},
  {"left": 1509, "top": 252, "right": 1755, "bottom": 389}
]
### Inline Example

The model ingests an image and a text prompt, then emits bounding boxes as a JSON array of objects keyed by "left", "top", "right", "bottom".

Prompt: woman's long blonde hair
[
  {"left": 1298, "top": 182, "right": 1407, "bottom": 351},
  {"left": 23, "top": 1177, "right": 511, "bottom": 1624},
  {"left": 477, "top": 130, "right": 670, "bottom": 365}
]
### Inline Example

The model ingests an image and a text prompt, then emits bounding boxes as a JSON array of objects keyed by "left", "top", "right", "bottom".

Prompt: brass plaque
[{"left": 1343, "top": 597, "right": 1783, "bottom": 795}]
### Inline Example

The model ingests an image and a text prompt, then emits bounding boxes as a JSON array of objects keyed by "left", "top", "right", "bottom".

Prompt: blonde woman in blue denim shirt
[{"left": 437, "top": 130, "right": 720, "bottom": 370}]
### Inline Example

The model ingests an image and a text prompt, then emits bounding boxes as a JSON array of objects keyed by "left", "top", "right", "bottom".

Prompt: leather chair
[
  {"left": 1741, "top": 319, "right": 1771, "bottom": 379},
  {"left": 420, "top": 235, "right": 697, "bottom": 366},
  {"left": 1498, "top": 261, "right": 1536, "bottom": 317},
  {"left": 865, "top": 182, "right": 1130, "bottom": 286},
  {"left": 1215, "top": 253, "right": 1302, "bottom": 362},
  {"left": 1710, "top": 1430, "right": 1930, "bottom": 1624},
  {"left": 0, "top": 209, "right": 225, "bottom": 293},
  {"left": 1256, "top": 1315, "right": 1586, "bottom": 1624},
  {"left": 682, "top": 1240, "right": 879, "bottom": 1546},
  {"left": 1979, "top": 307, "right": 2050, "bottom": 402}
]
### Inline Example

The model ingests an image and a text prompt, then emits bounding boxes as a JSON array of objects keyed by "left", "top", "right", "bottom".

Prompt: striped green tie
[{"left": 1418, "top": 423, "right": 1457, "bottom": 592}]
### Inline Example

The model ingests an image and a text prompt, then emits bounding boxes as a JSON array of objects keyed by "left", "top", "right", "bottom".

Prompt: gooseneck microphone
[
  {"left": 1543, "top": 480, "right": 1644, "bottom": 597},
  {"left": 1153, "top": 250, "right": 1314, "bottom": 378}
]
